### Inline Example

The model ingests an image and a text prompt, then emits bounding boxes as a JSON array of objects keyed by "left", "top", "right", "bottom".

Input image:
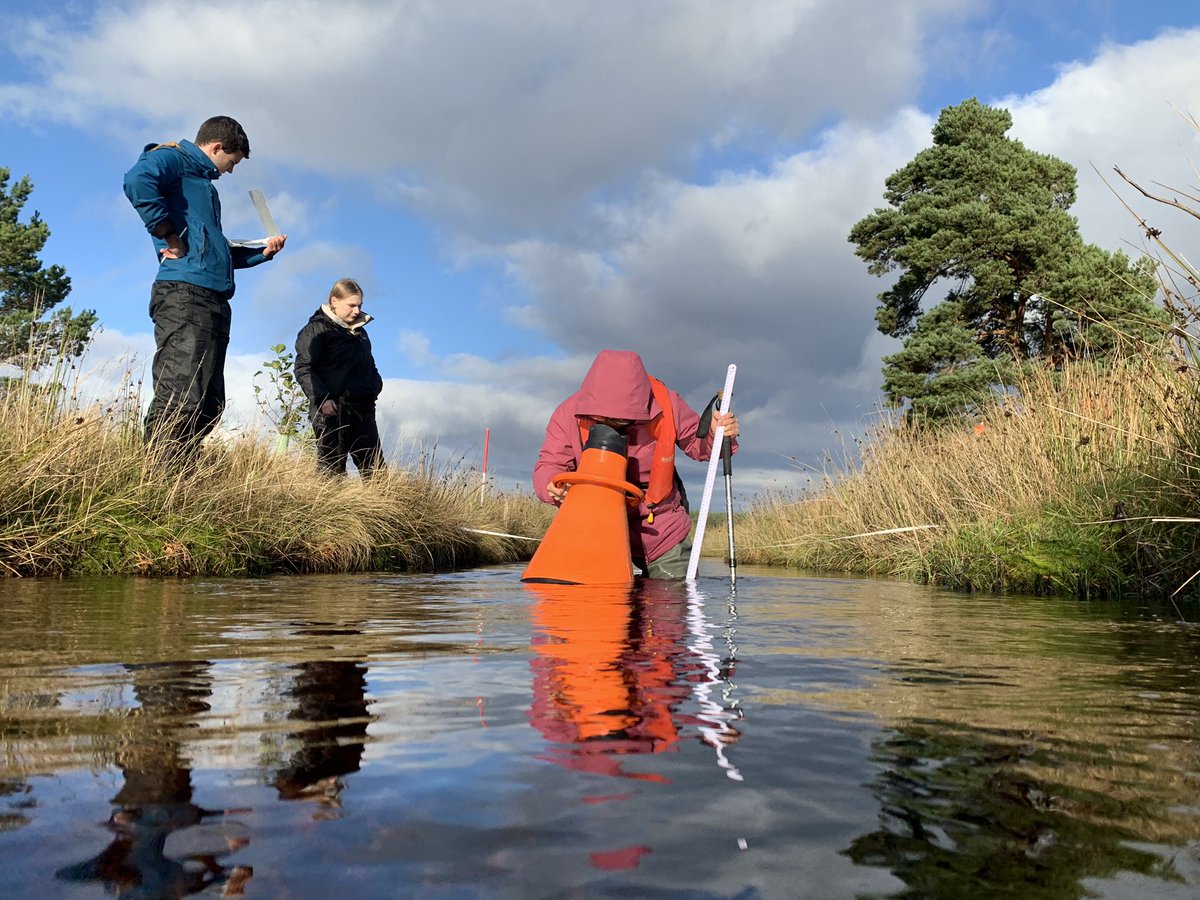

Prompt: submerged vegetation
[{"left": 0, "top": 360, "right": 551, "bottom": 577}]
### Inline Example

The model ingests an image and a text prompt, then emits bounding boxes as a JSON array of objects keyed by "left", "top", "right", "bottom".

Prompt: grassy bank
[
  {"left": 731, "top": 112, "right": 1200, "bottom": 598},
  {"left": 0, "top": 372, "right": 552, "bottom": 577},
  {"left": 736, "top": 357, "right": 1200, "bottom": 598}
]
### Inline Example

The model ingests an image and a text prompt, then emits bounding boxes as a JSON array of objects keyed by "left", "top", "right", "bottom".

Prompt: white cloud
[
  {"left": 1003, "top": 27, "right": 1200, "bottom": 260},
  {"left": 479, "top": 111, "right": 933, "bottom": 479},
  {"left": 72, "top": 326, "right": 154, "bottom": 409},
  {"left": 0, "top": 0, "right": 972, "bottom": 235},
  {"left": 375, "top": 374, "right": 558, "bottom": 481},
  {"left": 397, "top": 331, "right": 434, "bottom": 367},
  {"left": 7, "top": 4, "right": 1200, "bottom": 498}
]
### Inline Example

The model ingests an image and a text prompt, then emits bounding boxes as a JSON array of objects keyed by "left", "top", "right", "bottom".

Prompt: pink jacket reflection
[{"left": 533, "top": 350, "right": 736, "bottom": 564}]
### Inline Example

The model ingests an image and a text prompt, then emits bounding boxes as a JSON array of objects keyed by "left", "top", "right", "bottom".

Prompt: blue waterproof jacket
[{"left": 123, "top": 139, "right": 269, "bottom": 297}]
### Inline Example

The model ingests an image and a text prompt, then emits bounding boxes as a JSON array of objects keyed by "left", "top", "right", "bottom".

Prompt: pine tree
[
  {"left": 849, "top": 99, "right": 1166, "bottom": 418},
  {"left": 880, "top": 300, "right": 1014, "bottom": 423},
  {"left": 0, "top": 167, "right": 96, "bottom": 366}
]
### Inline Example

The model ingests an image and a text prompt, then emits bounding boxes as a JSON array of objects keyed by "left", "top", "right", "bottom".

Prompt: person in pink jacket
[{"left": 533, "top": 350, "right": 740, "bottom": 579}]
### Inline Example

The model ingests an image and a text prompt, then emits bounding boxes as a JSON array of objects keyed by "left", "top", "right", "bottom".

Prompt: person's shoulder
[
  {"left": 155, "top": 140, "right": 213, "bottom": 174},
  {"left": 660, "top": 386, "right": 702, "bottom": 424},
  {"left": 666, "top": 384, "right": 691, "bottom": 407},
  {"left": 129, "top": 141, "right": 185, "bottom": 174},
  {"left": 549, "top": 391, "right": 581, "bottom": 420},
  {"left": 297, "top": 309, "right": 330, "bottom": 335}
]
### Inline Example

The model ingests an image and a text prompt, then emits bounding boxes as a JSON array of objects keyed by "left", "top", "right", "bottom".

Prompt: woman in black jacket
[{"left": 294, "top": 278, "right": 385, "bottom": 476}]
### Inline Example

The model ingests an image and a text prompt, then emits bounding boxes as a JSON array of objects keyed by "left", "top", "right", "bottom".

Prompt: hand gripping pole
[{"left": 686, "top": 364, "right": 736, "bottom": 582}]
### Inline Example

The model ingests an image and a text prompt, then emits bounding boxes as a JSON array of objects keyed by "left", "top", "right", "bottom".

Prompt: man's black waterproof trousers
[{"left": 144, "top": 281, "right": 231, "bottom": 457}]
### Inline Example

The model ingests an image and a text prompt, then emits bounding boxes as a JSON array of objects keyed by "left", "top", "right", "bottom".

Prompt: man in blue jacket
[{"left": 123, "top": 115, "right": 287, "bottom": 458}]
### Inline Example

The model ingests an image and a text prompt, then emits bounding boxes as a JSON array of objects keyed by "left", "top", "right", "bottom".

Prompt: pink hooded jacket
[{"left": 533, "top": 350, "right": 737, "bottom": 564}]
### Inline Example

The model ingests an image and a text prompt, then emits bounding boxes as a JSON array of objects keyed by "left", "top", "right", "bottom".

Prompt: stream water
[{"left": 2, "top": 564, "right": 1200, "bottom": 898}]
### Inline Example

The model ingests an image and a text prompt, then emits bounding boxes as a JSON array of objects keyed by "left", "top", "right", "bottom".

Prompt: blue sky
[{"left": 1, "top": 0, "right": 1198, "bottom": 501}]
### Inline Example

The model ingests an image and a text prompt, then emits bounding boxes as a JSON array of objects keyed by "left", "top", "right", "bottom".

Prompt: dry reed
[
  {"left": 736, "top": 109, "right": 1200, "bottom": 598},
  {"left": 737, "top": 357, "right": 1194, "bottom": 596},
  {"left": 0, "top": 366, "right": 551, "bottom": 577}
]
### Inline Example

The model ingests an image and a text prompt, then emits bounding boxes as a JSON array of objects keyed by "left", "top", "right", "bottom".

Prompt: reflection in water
[
  {"left": 685, "top": 584, "right": 744, "bottom": 781},
  {"left": 273, "top": 649, "right": 372, "bottom": 816},
  {"left": 0, "top": 778, "right": 34, "bottom": 832},
  {"left": 526, "top": 579, "right": 742, "bottom": 870},
  {"left": 843, "top": 721, "right": 1168, "bottom": 899},
  {"left": 10, "top": 571, "right": 1200, "bottom": 895},
  {"left": 55, "top": 661, "right": 252, "bottom": 897}
]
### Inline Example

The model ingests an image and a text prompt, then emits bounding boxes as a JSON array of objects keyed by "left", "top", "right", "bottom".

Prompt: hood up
[{"left": 574, "top": 350, "right": 653, "bottom": 421}]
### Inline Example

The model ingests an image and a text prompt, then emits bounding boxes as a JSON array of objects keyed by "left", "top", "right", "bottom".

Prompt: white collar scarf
[{"left": 321, "top": 303, "right": 374, "bottom": 333}]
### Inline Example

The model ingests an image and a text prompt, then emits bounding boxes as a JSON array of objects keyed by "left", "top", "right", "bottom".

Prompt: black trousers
[
  {"left": 312, "top": 401, "right": 384, "bottom": 476},
  {"left": 144, "top": 281, "right": 231, "bottom": 455}
]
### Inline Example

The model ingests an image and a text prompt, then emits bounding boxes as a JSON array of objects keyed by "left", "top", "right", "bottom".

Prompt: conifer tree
[
  {"left": 849, "top": 99, "right": 1165, "bottom": 419},
  {"left": 0, "top": 167, "right": 96, "bottom": 366},
  {"left": 880, "top": 300, "right": 1013, "bottom": 422}
]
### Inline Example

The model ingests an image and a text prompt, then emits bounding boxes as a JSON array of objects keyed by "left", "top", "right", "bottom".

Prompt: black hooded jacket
[{"left": 294, "top": 306, "right": 383, "bottom": 416}]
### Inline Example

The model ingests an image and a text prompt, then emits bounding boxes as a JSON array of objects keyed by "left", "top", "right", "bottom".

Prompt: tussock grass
[
  {"left": 737, "top": 358, "right": 1199, "bottom": 597},
  {"left": 739, "top": 108, "right": 1200, "bottom": 598},
  {"left": 0, "top": 370, "right": 552, "bottom": 577}
]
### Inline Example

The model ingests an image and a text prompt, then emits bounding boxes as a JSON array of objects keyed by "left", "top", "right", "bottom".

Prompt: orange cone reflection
[{"left": 525, "top": 580, "right": 700, "bottom": 870}]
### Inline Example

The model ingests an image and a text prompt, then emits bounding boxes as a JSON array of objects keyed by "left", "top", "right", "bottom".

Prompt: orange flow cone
[{"left": 522, "top": 424, "right": 644, "bottom": 585}]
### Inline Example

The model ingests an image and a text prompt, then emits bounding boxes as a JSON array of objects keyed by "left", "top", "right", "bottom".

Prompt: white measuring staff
[{"left": 686, "top": 363, "right": 736, "bottom": 582}]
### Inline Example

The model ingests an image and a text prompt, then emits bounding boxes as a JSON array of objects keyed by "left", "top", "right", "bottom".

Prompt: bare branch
[{"left": 1113, "top": 165, "right": 1200, "bottom": 222}]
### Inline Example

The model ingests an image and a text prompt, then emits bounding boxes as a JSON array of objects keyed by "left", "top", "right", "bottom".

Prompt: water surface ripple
[{"left": 2, "top": 565, "right": 1200, "bottom": 898}]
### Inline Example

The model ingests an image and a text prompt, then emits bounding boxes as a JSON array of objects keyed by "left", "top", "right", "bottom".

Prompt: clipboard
[{"left": 229, "top": 189, "right": 282, "bottom": 247}]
